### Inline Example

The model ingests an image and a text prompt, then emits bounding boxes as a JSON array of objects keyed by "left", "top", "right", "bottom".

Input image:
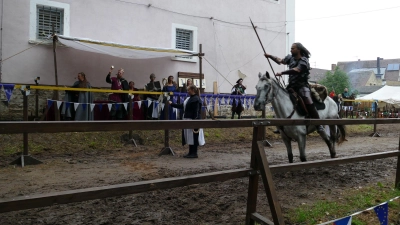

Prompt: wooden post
[
  {"left": 10, "top": 94, "right": 42, "bottom": 166},
  {"left": 396, "top": 135, "right": 400, "bottom": 189},
  {"left": 370, "top": 101, "right": 381, "bottom": 137},
  {"left": 23, "top": 95, "right": 28, "bottom": 156},
  {"left": 245, "top": 126, "right": 263, "bottom": 225},
  {"left": 52, "top": 24, "right": 60, "bottom": 121},
  {"left": 255, "top": 140, "right": 285, "bottom": 224},
  {"left": 128, "top": 97, "right": 133, "bottom": 139},
  {"left": 213, "top": 81, "right": 218, "bottom": 117},
  {"left": 35, "top": 89, "right": 39, "bottom": 119},
  {"left": 159, "top": 99, "right": 174, "bottom": 155}
]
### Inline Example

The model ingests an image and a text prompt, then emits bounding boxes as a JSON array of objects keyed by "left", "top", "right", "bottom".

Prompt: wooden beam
[
  {"left": 270, "top": 151, "right": 400, "bottom": 173},
  {"left": 245, "top": 126, "right": 263, "bottom": 225},
  {"left": 0, "top": 168, "right": 252, "bottom": 213},
  {"left": 0, "top": 118, "right": 399, "bottom": 134},
  {"left": 250, "top": 213, "right": 274, "bottom": 225},
  {"left": 256, "top": 141, "right": 285, "bottom": 224}
]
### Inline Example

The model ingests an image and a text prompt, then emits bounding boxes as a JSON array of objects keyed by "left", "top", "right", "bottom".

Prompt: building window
[
  {"left": 37, "top": 6, "right": 64, "bottom": 39},
  {"left": 175, "top": 28, "right": 193, "bottom": 51},
  {"left": 171, "top": 23, "right": 197, "bottom": 62},
  {"left": 29, "top": 0, "right": 70, "bottom": 43}
]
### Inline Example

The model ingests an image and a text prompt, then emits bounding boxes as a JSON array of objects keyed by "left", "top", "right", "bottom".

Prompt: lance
[{"left": 249, "top": 18, "right": 285, "bottom": 86}]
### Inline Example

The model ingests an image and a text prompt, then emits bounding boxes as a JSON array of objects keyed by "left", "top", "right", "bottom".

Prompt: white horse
[{"left": 254, "top": 72, "right": 346, "bottom": 163}]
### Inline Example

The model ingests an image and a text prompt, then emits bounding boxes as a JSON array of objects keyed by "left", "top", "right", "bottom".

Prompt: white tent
[
  {"left": 57, "top": 35, "right": 197, "bottom": 59},
  {"left": 356, "top": 85, "right": 400, "bottom": 106}
]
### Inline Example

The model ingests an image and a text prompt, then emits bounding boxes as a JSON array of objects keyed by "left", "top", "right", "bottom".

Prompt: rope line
[{"left": 0, "top": 36, "right": 53, "bottom": 63}]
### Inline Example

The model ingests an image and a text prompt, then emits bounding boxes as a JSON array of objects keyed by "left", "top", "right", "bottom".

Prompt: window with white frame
[
  {"left": 171, "top": 23, "right": 198, "bottom": 62},
  {"left": 29, "top": 0, "right": 70, "bottom": 43},
  {"left": 37, "top": 5, "right": 64, "bottom": 39}
]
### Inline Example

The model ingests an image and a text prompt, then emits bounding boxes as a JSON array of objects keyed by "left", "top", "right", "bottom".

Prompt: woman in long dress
[
  {"left": 61, "top": 72, "right": 93, "bottom": 121},
  {"left": 169, "top": 85, "right": 205, "bottom": 158},
  {"left": 161, "top": 75, "right": 178, "bottom": 120}
]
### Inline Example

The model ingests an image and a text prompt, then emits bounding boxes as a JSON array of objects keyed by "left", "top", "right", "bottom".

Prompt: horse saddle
[{"left": 288, "top": 85, "right": 328, "bottom": 117}]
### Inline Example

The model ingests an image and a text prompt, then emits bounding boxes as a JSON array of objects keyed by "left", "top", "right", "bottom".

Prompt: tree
[{"left": 318, "top": 67, "right": 352, "bottom": 95}]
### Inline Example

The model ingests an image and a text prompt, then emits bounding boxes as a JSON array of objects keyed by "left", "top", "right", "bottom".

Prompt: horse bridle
[{"left": 264, "top": 80, "right": 297, "bottom": 119}]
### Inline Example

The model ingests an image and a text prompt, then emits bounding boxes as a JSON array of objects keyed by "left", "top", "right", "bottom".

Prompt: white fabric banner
[
  {"left": 107, "top": 104, "right": 112, "bottom": 112},
  {"left": 147, "top": 100, "right": 152, "bottom": 108},
  {"left": 137, "top": 101, "right": 142, "bottom": 109},
  {"left": 123, "top": 103, "right": 128, "bottom": 111},
  {"left": 57, "top": 35, "right": 196, "bottom": 59},
  {"left": 90, "top": 104, "right": 95, "bottom": 112},
  {"left": 74, "top": 103, "right": 79, "bottom": 111}
]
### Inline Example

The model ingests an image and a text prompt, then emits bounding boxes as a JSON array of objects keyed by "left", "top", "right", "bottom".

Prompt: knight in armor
[{"left": 264, "top": 42, "right": 324, "bottom": 132}]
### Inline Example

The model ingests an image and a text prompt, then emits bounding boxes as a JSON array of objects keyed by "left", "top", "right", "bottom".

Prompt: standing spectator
[
  {"left": 161, "top": 75, "right": 177, "bottom": 120},
  {"left": 169, "top": 85, "right": 205, "bottom": 158},
  {"left": 178, "top": 79, "right": 192, "bottom": 119},
  {"left": 329, "top": 90, "right": 335, "bottom": 98},
  {"left": 129, "top": 81, "right": 144, "bottom": 120},
  {"left": 106, "top": 67, "right": 129, "bottom": 120},
  {"left": 342, "top": 88, "right": 350, "bottom": 99},
  {"left": 144, "top": 73, "right": 161, "bottom": 119},
  {"left": 62, "top": 72, "right": 93, "bottom": 121},
  {"left": 179, "top": 78, "right": 192, "bottom": 93},
  {"left": 231, "top": 78, "right": 247, "bottom": 119}
]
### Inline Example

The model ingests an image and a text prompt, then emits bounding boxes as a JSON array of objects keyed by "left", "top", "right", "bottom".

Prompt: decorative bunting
[
  {"left": 161, "top": 103, "right": 165, "bottom": 110},
  {"left": 65, "top": 102, "right": 71, "bottom": 110},
  {"left": 90, "top": 104, "right": 95, "bottom": 112},
  {"left": 333, "top": 216, "right": 352, "bottom": 225},
  {"left": 115, "top": 103, "right": 120, "bottom": 110},
  {"left": 137, "top": 101, "right": 142, "bottom": 109},
  {"left": 374, "top": 202, "right": 388, "bottom": 225},
  {"left": 147, "top": 100, "right": 152, "bottom": 108},
  {"left": 3, "top": 84, "right": 15, "bottom": 102},
  {"left": 107, "top": 103, "right": 112, "bottom": 112},
  {"left": 82, "top": 103, "right": 87, "bottom": 110},
  {"left": 56, "top": 101, "right": 62, "bottom": 110},
  {"left": 123, "top": 103, "right": 128, "bottom": 111},
  {"left": 74, "top": 103, "right": 79, "bottom": 111},
  {"left": 98, "top": 103, "right": 103, "bottom": 112},
  {"left": 154, "top": 102, "right": 159, "bottom": 109},
  {"left": 47, "top": 99, "right": 53, "bottom": 108}
]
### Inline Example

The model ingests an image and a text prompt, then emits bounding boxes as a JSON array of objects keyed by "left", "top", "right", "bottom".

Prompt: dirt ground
[{"left": 0, "top": 124, "right": 399, "bottom": 225}]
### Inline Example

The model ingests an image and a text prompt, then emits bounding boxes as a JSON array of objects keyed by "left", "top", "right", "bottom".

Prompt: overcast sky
[{"left": 295, "top": 0, "right": 400, "bottom": 70}]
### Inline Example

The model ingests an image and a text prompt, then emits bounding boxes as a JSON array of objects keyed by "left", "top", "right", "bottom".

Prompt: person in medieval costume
[
  {"left": 61, "top": 72, "right": 93, "bottom": 121},
  {"left": 106, "top": 67, "right": 129, "bottom": 120},
  {"left": 264, "top": 42, "right": 324, "bottom": 133},
  {"left": 144, "top": 73, "right": 161, "bottom": 120},
  {"left": 230, "top": 78, "right": 247, "bottom": 119},
  {"left": 169, "top": 85, "right": 205, "bottom": 158}
]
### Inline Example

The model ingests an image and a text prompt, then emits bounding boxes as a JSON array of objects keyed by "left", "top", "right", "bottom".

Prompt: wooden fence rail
[{"left": 1, "top": 118, "right": 400, "bottom": 225}]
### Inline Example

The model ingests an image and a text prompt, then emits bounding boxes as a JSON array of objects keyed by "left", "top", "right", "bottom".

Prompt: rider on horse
[{"left": 264, "top": 42, "right": 325, "bottom": 132}]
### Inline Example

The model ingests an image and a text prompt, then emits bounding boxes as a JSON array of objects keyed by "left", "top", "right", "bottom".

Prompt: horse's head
[{"left": 254, "top": 72, "right": 274, "bottom": 111}]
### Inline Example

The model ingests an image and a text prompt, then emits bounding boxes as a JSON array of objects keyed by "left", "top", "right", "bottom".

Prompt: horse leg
[
  {"left": 318, "top": 126, "right": 336, "bottom": 158},
  {"left": 329, "top": 125, "right": 337, "bottom": 157},
  {"left": 281, "top": 135, "right": 294, "bottom": 163},
  {"left": 297, "top": 135, "right": 307, "bottom": 162}
]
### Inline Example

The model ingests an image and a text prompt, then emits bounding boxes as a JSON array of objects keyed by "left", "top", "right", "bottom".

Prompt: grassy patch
[{"left": 287, "top": 182, "right": 400, "bottom": 225}]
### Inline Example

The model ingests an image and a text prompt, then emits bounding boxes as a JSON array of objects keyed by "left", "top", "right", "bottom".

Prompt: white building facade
[{"left": 0, "top": 0, "right": 294, "bottom": 94}]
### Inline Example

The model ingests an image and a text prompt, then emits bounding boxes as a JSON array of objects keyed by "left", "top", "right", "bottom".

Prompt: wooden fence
[{"left": 0, "top": 118, "right": 400, "bottom": 224}]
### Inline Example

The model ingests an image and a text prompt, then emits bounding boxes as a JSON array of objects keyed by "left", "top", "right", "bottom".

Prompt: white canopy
[
  {"left": 356, "top": 85, "right": 400, "bottom": 106},
  {"left": 57, "top": 35, "right": 196, "bottom": 59}
]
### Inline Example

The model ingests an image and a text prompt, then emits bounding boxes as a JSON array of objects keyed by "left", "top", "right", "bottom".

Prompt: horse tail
[{"left": 337, "top": 124, "right": 346, "bottom": 145}]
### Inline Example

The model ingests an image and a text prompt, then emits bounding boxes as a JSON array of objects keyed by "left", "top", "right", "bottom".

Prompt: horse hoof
[
  {"left": 331, "top": 154, "right": 337, "bottom": 158},
  {"left": 300, "top": 157, "right": 307, "bottom": 162}
]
